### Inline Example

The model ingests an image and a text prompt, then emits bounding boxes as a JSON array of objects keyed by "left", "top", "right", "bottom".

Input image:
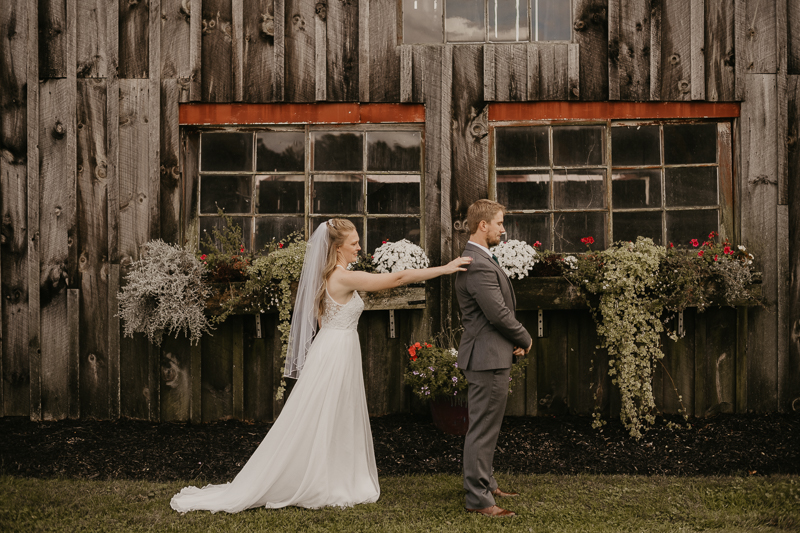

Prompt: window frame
[
  {"left": 186, "top": 123, "right": 426, "bottom": 255},
  {"left": 489, "top": 118, "right": 735, "bottom": 251}
]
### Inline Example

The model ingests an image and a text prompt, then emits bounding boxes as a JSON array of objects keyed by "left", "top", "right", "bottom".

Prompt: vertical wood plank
[
  {"left": 67, "top": 288, "right": 79, "bottom": 418},
  {"left": 400, "top": 45, "right": 412, "bottom": 103},
  {"left": 573, "top": 0, "right": 609, "bottom": 100},
  {"left": 326, "top": 0, "right": 359, "bottom": 101},
  {"left": 777, "top": 204, "right": 789, "bottom": 410},
  {"left": 566, "top": 311, "right": 601, "bottom": 415},
  {"left": 39, "top": 79, "right": 76, "bottom": 421},
  {"left": 107, "top": 0, "right": 119, "bottom": 264},
  {"left": 617, "top": 0, "right": 651, "bottom": 101},
  {"left": 189, "top": 0, "right": 202, "bottom": 100},
  {"left": 524, "top": 314, "right": 538, "bottom": 416},
  {"left": 527, "top": 43, "right": 540, "bottom": 100},
  {"left": 201, "top": 317, "right": 235, "bottom": 421},
  {"left": 568, "top": 43, "right": 580, "bottom": 100},
  {"left": 368, "top": 0, "right": 401, "bottom": 102},
  {"left": 76, "top": 0, "right": 107, "bottom": 78},
  {"left": 160, "top": 80, "right": 181, "bottom": 243},
  {"left": 358, "top": 0, "right": 369, "bottom": 102},
  {"left": 777, "top": 0, "right": 789, "bottom": 206},
  {"left": 539, "top": 44, "right": 570, "bottom": 100},
  {"left": 649, "top": 0, "right": 662, "bottom": 100},
  {"left": 39, "top": 0, "right": 67, "bottom": 78},
  {"left": 787, "top": 75, "right": 800, "bottom": 412},
  {"left": 536, "top": 310, "right": 569, "bottom": 416},
  {"left": 702, "top": 307, "right": 738, "bottom": 415},
  {"left": 190, "top": 333, "right": 201, "bottom": 423},
  {"left": 743, "top": 0, "right": 777, "bottom": 74},
  {"left": 160, "top": 333, "right": 192, "bottom": 421},
  {"left": 694, "top": 310, "right": 707, "bottom": 416},
  {"left": 736, "top": 307, "right": 748, "bottom": 412},
  {"left": 108, "top": 263, "right": 120, "bottom": 417},
  {"left": 441, "top": 45, "right": 454, "bottom": 329},
  {"left": 232, "top": 316, "right": 244, "bottom": 420},
  {"left": 244, "top": 314, "right": 273, "bottom": 421},
  {"left": 315, "top": 1, "right": 327, "bottom": 101},
  {"left": 789, "top": 0, "right": 800, "bottom": 74},
  {"left": 658, "top": 309, "right": 695, "bottom": 415},
  {"left": 274, "top": 0, "right": 285, "bottom": 100},
  {"left": 607, "top": 0, "right": 619, "bottom": 100},
  {"left": 660, "top": 0, "right": 692, "bottom": 100},
  {"left": 183, "top": 132, "right": 200, "bottom": 248},
  {"left": 232, "top": 0, "right": 244, "bottom": 101},
  {"left": 161, "top": 0, "right": 193, "bottom": 81},
  {"left": 741, "top": 74, "right": 779, "bottom": 412},
  {"left": 690, "top": 0, "right": 705, "bottom": 100},
  {"left": 76, "top": 79, "right": 109, "bottom": 420},
  {"left": 201, "top": 0, "right": 233, "bottom": 102},
  {"left": 494, "top": 45, "right": 526, "bottom": 102},
  {"left": 735, "top": 0, "right": 746, "bottom": 100},
  {"left": 148, "top": 0, "right": 162, "bottom": 420},
  {"left": 484, "top": 44, "right": 495, "bottom": 101},
  {"left": 285, "top": 0, "right": 315, "bottom": 102},
  {"left": 241, "top": 0, "right": 275, "bottom": 102},
  {"left": 118, "top": 0, "right": 149, "bottom": 78},
  {"left": 705, "top": 0, "right": 736, "bottom": 101}
]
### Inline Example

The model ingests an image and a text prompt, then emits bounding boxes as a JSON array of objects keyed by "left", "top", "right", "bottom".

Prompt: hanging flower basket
[{"left": 429, "top": 395, "right": 469, "bottom": 436}]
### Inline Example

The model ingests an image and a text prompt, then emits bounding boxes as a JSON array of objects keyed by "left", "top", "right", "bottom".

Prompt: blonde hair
[
  {"left": 315, "top": 218, "right": 357, "bottom": 319},
  {"left": 467, "top": 199, "right": 506, "bottom": 235}
]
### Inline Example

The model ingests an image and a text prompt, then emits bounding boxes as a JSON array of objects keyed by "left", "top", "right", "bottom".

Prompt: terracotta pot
[{"left": 429, "top": 395, "right": 469, "bottom": 436}]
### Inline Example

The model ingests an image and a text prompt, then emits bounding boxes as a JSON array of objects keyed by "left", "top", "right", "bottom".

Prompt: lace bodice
[{"left": 320, "top": 290, "right": 364, "bottom": 331}]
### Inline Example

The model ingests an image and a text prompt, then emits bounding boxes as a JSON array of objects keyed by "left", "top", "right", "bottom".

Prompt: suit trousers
[{"left": 461, "top": 366, "right": 511, "bottom": 509}]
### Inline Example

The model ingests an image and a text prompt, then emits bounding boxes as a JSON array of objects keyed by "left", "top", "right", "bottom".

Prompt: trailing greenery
[{"left": 117, "top": 240, "right": 212, "bottom": 346}]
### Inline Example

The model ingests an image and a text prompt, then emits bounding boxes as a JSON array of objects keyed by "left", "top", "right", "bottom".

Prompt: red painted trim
[
  {"left": 179, "top": 103, "right": 426, "bottom": 125},
  {"left": 488, "top": 102, "right": 741, "bottom": 122}
]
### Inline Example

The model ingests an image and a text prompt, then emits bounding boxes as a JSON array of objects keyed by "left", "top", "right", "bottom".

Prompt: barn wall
[{"left": 1, "top": 0, "right": 797, "bottom": 422}]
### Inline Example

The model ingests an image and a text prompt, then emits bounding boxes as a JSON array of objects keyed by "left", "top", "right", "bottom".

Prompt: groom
[{"left": 456, "top": 199, "right": 532, "bottom": 518}]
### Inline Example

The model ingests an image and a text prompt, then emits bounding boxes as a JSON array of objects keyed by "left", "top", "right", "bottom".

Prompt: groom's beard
[{"left": 487, "top": 234, "right": 502, "bottom": 247}]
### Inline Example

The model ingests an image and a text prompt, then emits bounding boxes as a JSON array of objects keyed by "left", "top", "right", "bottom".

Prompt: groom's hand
[{"left": 512, "top": 346, "right": 525, "bottom": 357}]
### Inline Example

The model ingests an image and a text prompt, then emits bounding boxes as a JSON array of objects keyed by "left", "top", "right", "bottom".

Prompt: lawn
[{"left": 2, "top": 474, "right": 797, "bottom": 532}]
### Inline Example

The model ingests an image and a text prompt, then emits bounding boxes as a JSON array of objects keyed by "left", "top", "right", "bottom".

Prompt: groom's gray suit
[{"left": 456, "top": 242, "right": 532, "bottom": 510}]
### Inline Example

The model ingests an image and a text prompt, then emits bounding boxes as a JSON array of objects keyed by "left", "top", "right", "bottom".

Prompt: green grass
[{"left": 1, "top": 474, "right": 798, "bottom": 532}]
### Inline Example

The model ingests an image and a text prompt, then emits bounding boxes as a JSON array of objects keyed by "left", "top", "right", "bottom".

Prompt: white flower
[
  {"left": 372, "top": 239, "right": 429, "bottom": 273},
  {"left": 564, "top": 255, "right": 578, "bottom": 270},
  {"left": 490, "top": 240, "right": 539, "bottom": 279}
]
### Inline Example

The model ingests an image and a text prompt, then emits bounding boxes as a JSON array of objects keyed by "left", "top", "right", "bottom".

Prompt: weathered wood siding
[{"left": 1, "top": 0, "right": 798, "bottom": 422}]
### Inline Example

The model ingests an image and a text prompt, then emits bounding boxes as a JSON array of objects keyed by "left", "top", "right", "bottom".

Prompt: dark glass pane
[
  {"left": 367, "top": 217, "right": 421, "bottom": 253},
  {"left": 664, "top": 123, "right": 717, "bottom": 165},
  {"left": 367, "top": 175, "right": 420, "bottom": 214},
  {"left": 256, "top": 175, "right": 304, "bottom": 214},
  {"left": 200, "top": 216, "right": 252, "bottom": 253},
  {"left": 666, "top": 210, "right": 718, "bottom": 246},
  {"left": 497, "top": 171, "right": 549, "bottom": 210},
  {"left": 254, "top": 217, "right": 305, "bottom": 251},
  {"left": 311, "top": 174, "right": 363, "bottom": 214},
  {"left": 537, "top": 0, "right": 571, "bottom": 41},
  {"left": 256, "top": 131, "right": 305, "bottom": 172},
  {"left": 665, "top": 167, "right": 717, "bottom": 207},
  {"left": 200, "top": 175, "right": 252, "bottom": 214},
  {"left": 488, "top": 0, "right": 529, "bottom": 42},
  {"left": 403, "top": 0, "right": 444, "bottom": 44},
  {"left": 496, "top": 126, "right": 549, "bottom": 167},
  {"left": 553, "top": 125, "right": 605, "bottom": 166},
  {"left": 313, "top": 132, "right": 364, "bottom": 171},
  {"left": 201, "top": 132, "right": 253, "bottom": 172},
  {"left": 612, "top": 211, "right": 662, "bottom": 245},
  {"left": 367, "top": 131, "right": 421, "bottom": 172},
  {"left": 445, "top": 0, "right": 484, "bottom": 42},
  {"left": 553, "top": 169, "right": 606, "bottom": 209},
  {"left": 611, "top": 125, "right": 660, "bottom": 166},
  {"left": 503, "top": 213, "right": 550, "bottom": 249},
  {"left": 553, "top": 212, "right": 606, "bottom": 253},
  {"left": 612, "top": 170, "right": 662, "bottom": 208}
]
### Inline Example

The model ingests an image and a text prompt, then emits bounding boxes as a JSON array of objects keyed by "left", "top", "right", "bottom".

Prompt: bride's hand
[{"left": 443, "top": 256, "right": 472, "bottom": 274}]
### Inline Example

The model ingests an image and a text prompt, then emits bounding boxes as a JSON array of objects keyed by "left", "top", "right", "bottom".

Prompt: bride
[{"left": 170, "top": 218, "right": 472, "bottom": 513}]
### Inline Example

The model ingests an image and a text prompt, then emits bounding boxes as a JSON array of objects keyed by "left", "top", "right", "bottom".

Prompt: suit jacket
[{"left": 455, "top": 243, "right": 532, "bottom": 371}]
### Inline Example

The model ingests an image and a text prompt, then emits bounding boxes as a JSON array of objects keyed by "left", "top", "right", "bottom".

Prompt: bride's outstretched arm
[{"left": 333, "top": 256, "right": 472, "bottom": 293}]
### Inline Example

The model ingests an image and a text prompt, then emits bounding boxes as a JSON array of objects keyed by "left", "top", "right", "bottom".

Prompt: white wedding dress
[{"left": 170, "top": 290, "right": 380, "bottom": 513}]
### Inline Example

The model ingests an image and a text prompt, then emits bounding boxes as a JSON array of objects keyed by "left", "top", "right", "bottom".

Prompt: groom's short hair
[{"left": 467, "top": 199, "right": 506, "bottom": 235}]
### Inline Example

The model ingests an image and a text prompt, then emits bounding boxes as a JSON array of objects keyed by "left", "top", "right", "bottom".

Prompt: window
[
  {"left": 492, "top": 121, "right": 732, "bottom": 252},
  {"left": 402, "top": 0, "right": 571, "bottom": 44},
  {"left": 198, "top": 126, "right": 424, "bottom": 254}
]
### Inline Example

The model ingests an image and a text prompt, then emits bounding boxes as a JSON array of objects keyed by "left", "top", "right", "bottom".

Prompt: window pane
[
  {"left": 496, "top": 126, "right": 549, "bottom": 167},
  {"left": 612, "top": 170, "right": 661, "bottom": 208},
  {"left": 201, "top": 132, "right": 253, "bottom": 172},
  {"left": 488, "top": 0, "right": 529, "bottom": 41},
  {"left": 254, "top": 217, "right": 305, "bottom": 251},
  {"left": 200, "top": 175, "right": 252, "bottom": 214},
  {"left": 367, "top": 175, "right": 420, "bottom": 214},
  {"left": 403, "top": 0, "right": 443, "bottom": 44},
  {"left": 367, "top": 131, "right": 421, "bottom": 172},
  {"left": 256, "top": 175, "right": 304, "bottom": 214},
  {"left": 553, "top": 125, "right": 605, "bottom": 166},
  {"left": 445, "top": 0, "right": 484, "bottom": 42},
  {"left": 611, "top": 125, "right": 660, "bottom": 166},
  {"left": 665, "top": 167, "right": 717, "bottom": 207},
  {"left": 612, "top": 211, "right": 662, "bottom": 245},
  {"left": 664, "top": 123, "right": 717, "bottom": 165},
  {"left": 200, "top": 216, "right": 253, "bottom": 253},
  {"left": 367, "top": 217, "right": 421, "bottom": 253},
  {"left": 503, "top": 213, "right": 550, "bottom": 249},
  {"left": 666, "top": 210, "right": 718, "bottom": 246},
  {"left": 497, "top": 171, "right": 549, "bottom": 210},
  {"left": 313, "top": 132, "right": 364, "bottom": 171},
  {"left": 554, "top": 212, "right": 606, "bottom": 253},
  {"left": 311, "top": 174, "right": 363, "bottom": 214},
  {"left": 537, "top": 0, "right": 571, "bottom": 41},
  {"left": 553, "top": 169, "right": 606, "bottom": 209},
  {"left": 256, "top": 131, "right": 305, "bottom": 172}
]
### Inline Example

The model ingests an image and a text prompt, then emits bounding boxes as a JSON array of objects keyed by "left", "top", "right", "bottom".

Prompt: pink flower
[
  {"left": 200, "top": 254, "right": 207, "bottom": 260},
  {"left": 690, "top": 239, "right": 699, "bottom": 247},
  {"left": 533, "top": 241, "right": 541, "bottom": 248},
  {"left": 723, "top": 245, "right": 732, "bottom": 255},
  {"left": 714, "top": 254, "right": 719, "bottom": 261},
  {"left": 709, "top": 231, "right": 718, "bottom": 239},
  {"left": 240, "top": 246, "right": 245, "bottom": 252},
  {"left": 698, "top": 250, "right": 705, "bottom": 258}
]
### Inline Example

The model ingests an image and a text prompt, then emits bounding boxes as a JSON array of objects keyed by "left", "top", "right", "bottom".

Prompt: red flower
[
  {"left": 240, "top": 246, "right": 245, "bottom": 252},
  {"left": 698, "top": 250, "right": 705, "bottom": 257},
  {"left": 709, "top": 231, "right": 718, "bottom": 239},
  {"left": 200, "top": 254, "right": 207, "bottom": 260},
  {"left": 382, "top": 240, "right": 387, "bottom": 244},
  {"left": 278, "top": 243, "right": 284, "bottom": 249},
  {"left": 702, "top": 241, "right": 712, "bottom": 248},
  {"left": 723, "top": 245, "right": 732, "bottom": 255},
  {"left": 408, "top": 346, "right": 417, "bottom": 358},
  {"left": 415, "top": 342, "right": 421, "bottom": 348},
  {"left": 690, "top": 239, "right": 699, "bottom": 247},
  {"left": 426, "top": 343, "right": 432, "bottom": 348},
  {"left": 580, "top": 236, "right": 595, "bottom": 245},
  {"left": 533, "top": 241, "right": 541, "bottom": 248},
  {"left": 669, "top": 242, "right": 674, "bottom": 248},
  {"left": 714, "top": 254, "right": 719, "bottom": 261}
]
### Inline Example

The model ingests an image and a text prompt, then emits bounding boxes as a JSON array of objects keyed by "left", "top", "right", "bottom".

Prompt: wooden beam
[
  {"left": 573, "top": 0, "right": 609, "bottom": 101},
  {"left": 189, "top": 0, "right": 202, "bottom": 100},
  {"left": 232, "top": 0, "right": 244, "bottom": 102},
  {"left": 650, "top": 0, "right": 662, "bottom": 100},
  {"left": 201, "top": 0, "right": 233, "bottom": 102},
  {"left": 314, "top": 0, "right": 326, "bottom": 101},
  {"left": 787, "top": 75, "right": 800, "bottom": 412},
  {"left": 118, "top": 0, "right": 149, "bottom": 78},
  {"left": 76, "top": 0, "right": 108, "bottom": 78},
  {"left": 690, "top": 0, "right": 705, "bottom": 100},
  {"left": 704, "top": 0, "right": 736, "bottom": 101},
  {"left": 179, "top": 102, "right": 425, "bottom": 125},
  {"left": 285, "top": 0, "right": 315, "bottom": 102},
  {"left": 743, "top": 0, "right": 777, "bottom": 75},
  {"left": 326, "top": 0, "right": 359, "bottom": 102},
  {"left": 241, "top": 0, "right": 275, "bottom": 103},
  {"left": 488, "top": 101, "right": 741, "bottom": 121},
  {"left": 358, "top": 0, "right": 369, "bottom": 102}
]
